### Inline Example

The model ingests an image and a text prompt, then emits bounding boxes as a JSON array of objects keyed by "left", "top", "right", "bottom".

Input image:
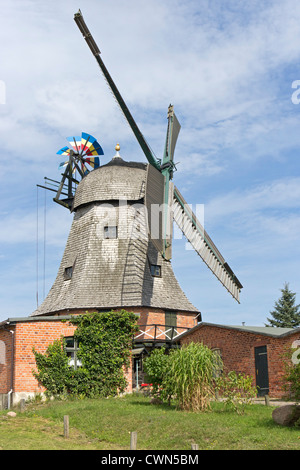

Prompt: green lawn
[{"left": 0, "top": 394, "right": 299, "bottom": 450}]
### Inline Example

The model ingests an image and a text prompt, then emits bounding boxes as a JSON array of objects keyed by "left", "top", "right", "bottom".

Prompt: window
[
  {"left": 165, "top": 311, "right": 177, "bottom": 340},
  {"left": 65, "top": 337, "right": 82, "bottom": 369},
  {"left": 150, "top": 264, "right": 161, "bottom": 277},
  {"left": 64, "top": 266, "right": 73, "bottom": 280},
  {"left": 0, "top": 340, "right": 5, "bottom": 365},
  {"left": 104, "top": 226, "right": 118, "bottom": 239}
]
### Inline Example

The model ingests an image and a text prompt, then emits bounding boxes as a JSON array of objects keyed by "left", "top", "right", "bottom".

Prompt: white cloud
[
  {"left": 2, "top": 0, "right": 300, "bottom": 324},
  {"left": 206, "top": 177, "right": 300, "bottom": 221}
]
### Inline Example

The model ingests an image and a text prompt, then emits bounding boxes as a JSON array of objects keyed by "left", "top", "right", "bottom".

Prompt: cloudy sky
[{"left": 1, "top": 0, "right": 300, "bottom": 326}]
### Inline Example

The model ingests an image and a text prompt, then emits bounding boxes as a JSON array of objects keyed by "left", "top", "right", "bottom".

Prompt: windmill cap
[{"left": 73, "top": 158, "right": 147, "bottom": 210}]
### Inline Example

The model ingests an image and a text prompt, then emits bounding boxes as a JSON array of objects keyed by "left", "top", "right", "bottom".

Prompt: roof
[
  {"left": 0, "top": 315, "right": 74, "bottom": 328},
  {"left": 73, "top": 157, "right": 147, "bottom": 210},
  {"left": 174, "top": 322, "right": 300, "bottom": 342}
]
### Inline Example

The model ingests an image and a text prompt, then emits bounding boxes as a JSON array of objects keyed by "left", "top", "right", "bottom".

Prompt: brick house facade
[
  {"left": 0, "top": 307, "right": 198, "bottom": 408},
  {"left": 176, "top": 322, "right": 300, "bottom": 398}
]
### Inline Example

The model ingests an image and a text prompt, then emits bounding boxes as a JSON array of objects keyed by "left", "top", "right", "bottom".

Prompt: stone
[
  {"left": 272, "top": 404, "right": 300, "bottom": 427},
  {"left": 150, "top": 397, "right": 163, "bottom": 405},
  {"left": 7, "top": 411, "right": 17, "bottom": 418}
]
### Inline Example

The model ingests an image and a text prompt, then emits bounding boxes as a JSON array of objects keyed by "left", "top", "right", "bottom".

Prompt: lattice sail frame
[{"left": 57, "top": 132, "right": 104, "bottom": 176}]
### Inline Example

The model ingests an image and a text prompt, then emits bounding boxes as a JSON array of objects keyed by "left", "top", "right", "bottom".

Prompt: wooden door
[{"left": 255, "top": 345, "right": 269, "bottom": 396}]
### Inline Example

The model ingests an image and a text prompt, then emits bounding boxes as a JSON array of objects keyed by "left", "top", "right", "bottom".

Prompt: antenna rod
[{"left": 74, "top": 10, "right": 160, "bottom": 171}]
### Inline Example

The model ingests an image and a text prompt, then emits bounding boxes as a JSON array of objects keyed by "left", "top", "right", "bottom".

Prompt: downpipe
[{"left": 7, "top": 328, "right": 14, "bottom": 410}]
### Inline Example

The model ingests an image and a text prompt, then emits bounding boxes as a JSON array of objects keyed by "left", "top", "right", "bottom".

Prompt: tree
[{"left": 266, "top": 283, "right": 300, "bottom": 328}]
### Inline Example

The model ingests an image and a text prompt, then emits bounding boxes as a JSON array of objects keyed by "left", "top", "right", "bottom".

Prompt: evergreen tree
[{"left": 266, "top": 283, "right": 300, "bottom": 328}]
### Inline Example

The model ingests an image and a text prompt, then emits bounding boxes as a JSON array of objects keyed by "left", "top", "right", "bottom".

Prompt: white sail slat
[{"left": 173, "top": 186, "right": 242, "bottom": 302}]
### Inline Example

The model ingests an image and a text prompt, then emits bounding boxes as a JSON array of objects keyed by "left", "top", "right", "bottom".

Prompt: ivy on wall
[{"left": 33, "top": 310, "right": 139, "bottom": 399}]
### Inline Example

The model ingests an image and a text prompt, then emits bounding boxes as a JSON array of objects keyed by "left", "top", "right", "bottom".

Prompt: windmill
[
  {"left": 72, "top": 10, "right": 243, "bottom": 302},
  {"left": 32, "top": 10, "right": 242, "bottom": 364}
]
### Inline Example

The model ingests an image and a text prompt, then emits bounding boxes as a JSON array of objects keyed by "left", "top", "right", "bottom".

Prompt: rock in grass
[
  {"left": 272, "top": 405, "right": 300, "bottom": 427},
  {"left": 7, "top": 411, "right": 17, "bottom": 417},
  {"left": 150, "top": 397, "right": 163, "bottom": 405}
]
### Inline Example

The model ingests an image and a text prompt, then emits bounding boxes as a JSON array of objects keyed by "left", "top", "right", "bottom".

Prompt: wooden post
[
  {"left": 191, "top": 443, "right": 199, "bottom": 450},
  {"left": 20, "top": 399, "right": 26, "bottom": 412},
  {"left": 265, "top": 394, "right": 270, "bottom": 406},
  {"left": 130, "top": 431, "right": 137, "bottom": 450},
  {"left": 64, "top": 415, "right": 69, "bottom": 438}
]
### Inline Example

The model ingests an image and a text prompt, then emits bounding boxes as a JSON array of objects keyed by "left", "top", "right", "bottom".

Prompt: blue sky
[{"left": 1, "top": 0, "right": 300, "bottom": 325}]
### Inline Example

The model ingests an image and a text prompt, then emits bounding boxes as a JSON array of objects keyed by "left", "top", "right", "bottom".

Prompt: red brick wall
[
  {"left": 0, "top": 306, "right": 197, "bottom": 396},
  {"left": 179, "top": 324, "right": 300, "bottom": 398},
  {"left": 13, "top": 320, "right": 76, "bottom": 394},
  {"left": 0, "top": 329, "right": 13, "bottom": 394},
  {"left": 46, "top": 307, "right": 198, "bottom": 330}
]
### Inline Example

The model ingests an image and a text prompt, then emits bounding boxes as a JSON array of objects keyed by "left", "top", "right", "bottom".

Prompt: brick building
[
  {"left": 0, "top": 306, "right": 199, "bottom": 408},
  {"left": 175, "top": 322, "right": 300, "bottom": 398}
]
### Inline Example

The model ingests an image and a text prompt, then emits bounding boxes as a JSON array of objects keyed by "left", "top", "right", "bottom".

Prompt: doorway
[{"left": 254, "top": 345, "right": 269, "bottom": 396}]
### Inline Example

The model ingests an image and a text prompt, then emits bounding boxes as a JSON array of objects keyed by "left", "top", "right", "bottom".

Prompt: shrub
[
  {"left": 216, "top": 371, "right": 257, "bottom": 414},
  {"left": 282, "top": 343, "right": 300, "bottom": 401},
  {"left": 143, "top": 347, "right": 171, "bottom": 400},
  {"left": 33, "top": 338, "right": 71, "bottom": 399}
]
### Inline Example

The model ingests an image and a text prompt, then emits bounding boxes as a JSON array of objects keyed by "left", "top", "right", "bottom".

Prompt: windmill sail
[
  {"left": 161, "top": 105, "right": 180, "bottom": 260},
  {"left": 173, "top": 186, "right": 242, "bottom": 302},
  {"left": 74, "top": 10, "right": 160, "bottom": 172}
]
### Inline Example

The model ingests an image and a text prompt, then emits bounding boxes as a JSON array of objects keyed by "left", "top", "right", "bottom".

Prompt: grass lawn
[{"left": 0, "top": 394, "right": 299, "bottom": 450}]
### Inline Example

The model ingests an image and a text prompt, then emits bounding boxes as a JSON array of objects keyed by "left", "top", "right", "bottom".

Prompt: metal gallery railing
[{"left": 134, "top": 324, "right": 189, "bottom": 343}]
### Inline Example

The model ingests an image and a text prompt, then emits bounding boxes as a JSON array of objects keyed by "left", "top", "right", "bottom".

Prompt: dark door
[{"left": 255, "top": 345, "right": 269, "bottom": 396}]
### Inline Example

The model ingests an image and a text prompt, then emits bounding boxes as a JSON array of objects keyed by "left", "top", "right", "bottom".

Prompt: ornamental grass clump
[
  {"left": 165, "top": 342, "right": 222, "bottom": 412},
  {"left": 144, "top": 342, "right": 222, "bottom": 412}
]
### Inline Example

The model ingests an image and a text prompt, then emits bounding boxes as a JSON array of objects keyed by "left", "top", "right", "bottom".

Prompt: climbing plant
[{"left": 33, "top": 310, "right": 139, "bottom": 399}]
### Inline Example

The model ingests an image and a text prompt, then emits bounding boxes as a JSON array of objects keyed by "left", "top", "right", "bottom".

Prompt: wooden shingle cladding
[
  {"left": 73, "top": 159, "right": 147, "bottom": 209},
  {"left": 31, "top": 157, "right": 199, "bottom": 317}
]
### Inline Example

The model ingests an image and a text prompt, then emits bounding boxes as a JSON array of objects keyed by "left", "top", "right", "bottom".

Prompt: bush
[
  {"left": 143, "top": 347, "right": 169, "bottom": 392},
  {"left": 216, "top": 371, "right": 257, "bottom": 414},
  {"left": 282, "top": 344, "right": 300, "bottom": 401},
  {"left": 33, "top": 338, "right": 71, "bottom": 399}
]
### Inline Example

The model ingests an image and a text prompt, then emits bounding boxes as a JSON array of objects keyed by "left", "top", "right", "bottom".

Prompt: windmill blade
[
  {"left": 57, "top": 146, "right": 72, "bottom": 156},
  {"left": 74, "top": 10, "right": 160, "bottom": 172},
  {"left": 161, "top": 105, "right": 181, "bottom": 260},
  {"left": 67, "top": 136, "right": 82, "bottom": 153},
  {"left": 81, "top": 161, "right": 90, "bottom": 176},
  {"left": 85, "top": 156, "right": 100, "bottom": 169},
  {"left": 58, "top": 161, "right": 68, "bottom": 170},
  {"left": 85, "top": 143, "right": 104, "bottom": 156},
  {"left": 173, "top": 186, "right": 243, "bottom": 302},
  {"left": 81, "top": 132, "right": 104, "bottom": 156},
  {"left": 164, "top": 104, "right": 181, "bottom": 165}
]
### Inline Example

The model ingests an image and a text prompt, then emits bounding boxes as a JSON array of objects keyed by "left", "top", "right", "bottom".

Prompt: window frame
[
  {"left": 63, "top": 266, "right": 73, "bottom": 280},
  {"left": 104, "top": 225, "right": 118, "bottom": 239},
  {"left": 64, "top": 337, "right": 82, "bottom": 370},
  {"left": 150, "top": 264, "right": 161, "bottom": 277}
]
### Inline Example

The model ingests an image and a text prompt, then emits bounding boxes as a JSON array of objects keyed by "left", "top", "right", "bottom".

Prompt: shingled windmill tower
[{"left": 32, "top": 11, "right": 242, "bottom": 351}]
